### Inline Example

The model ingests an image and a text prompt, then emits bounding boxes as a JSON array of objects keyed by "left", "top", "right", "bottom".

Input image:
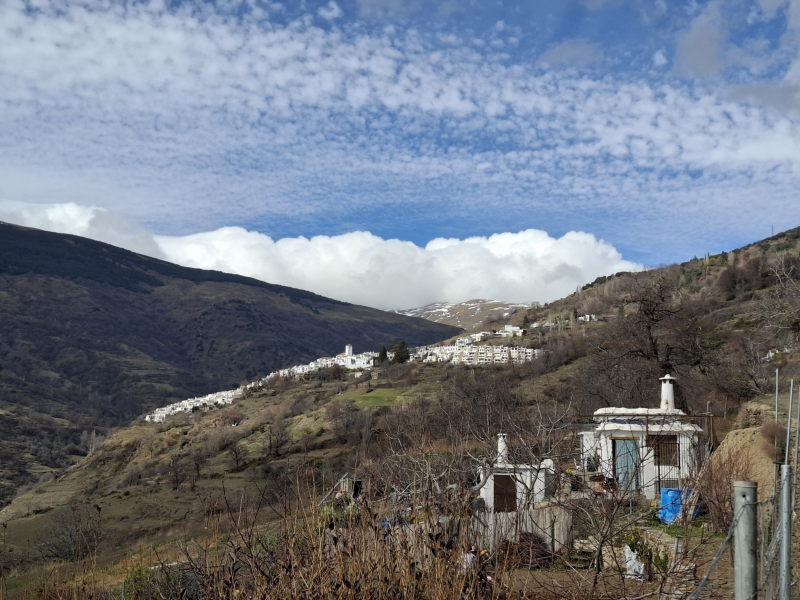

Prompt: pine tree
[
  {"left": 392, "top": 341, "right": 410, "bottom": 364},
  {"left": 376, "top": 346, "right": 388, "bottom": 365}
]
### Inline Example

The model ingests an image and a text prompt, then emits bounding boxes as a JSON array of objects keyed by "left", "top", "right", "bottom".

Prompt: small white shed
[
  {"left": 579, "top": 375, "right": 705, "bottom": 499},
  {"left": 474, "top": 435, "right": 570, "bottom": 552},
  {"left": 477, "top": 434, "right": 557, "bottom": 512}
]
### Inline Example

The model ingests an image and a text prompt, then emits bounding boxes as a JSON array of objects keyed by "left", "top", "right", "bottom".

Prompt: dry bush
[
  {"left": 203, "top": 429, "right": 239, "bottom": 454},
  {"left": 496, "top": 532, "right": 553, "bottom": 569},
  {"left": 696, "top": 443, "right": 756, "bottom": 532},
  {"left": 105, "top": 486, "right": 522, "bottom": 600},
  {"left": 215, "top": 406, "right": 245, "bottom": 426},
  {"left": 760, "top": 421, "right": 787, "bottom": 462},
  {"left": 36, "top": 505, "right": 103, "bottom": 563}
]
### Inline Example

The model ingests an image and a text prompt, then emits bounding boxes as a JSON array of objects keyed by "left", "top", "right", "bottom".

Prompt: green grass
[{"left": 352, "top": 387, "right": 408, "bottom": 408}]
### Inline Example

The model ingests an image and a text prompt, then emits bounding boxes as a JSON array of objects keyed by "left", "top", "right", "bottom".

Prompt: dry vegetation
[{"left": 1, "top": 228, "right": 799, "bottom": 598}]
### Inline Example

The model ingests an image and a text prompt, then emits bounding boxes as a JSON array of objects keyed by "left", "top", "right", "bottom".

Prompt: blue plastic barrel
[{"left": 658, "top": 488, "right": 685, "bottom": 524}]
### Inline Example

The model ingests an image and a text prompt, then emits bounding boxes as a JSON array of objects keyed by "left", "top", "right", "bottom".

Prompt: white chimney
[
  {"left": 659, "top": 374, "right": 677, "bottom": 410},
  {"left": 497, "top": 433, "right": 509, "bottom": 464},
  {"left": 345, "top": 344, "right": 353, "bottom": 356}
]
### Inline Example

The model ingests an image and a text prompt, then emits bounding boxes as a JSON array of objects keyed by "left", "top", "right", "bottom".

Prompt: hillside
[
  {"left": 1, "top": 226, "right": 799, "bottom": 598},
  {"left": 0, "top": 222, "right": 460, "bottom": 506},
  {"left": 397, "top": 299, "right": 532, "bottom": 330}
]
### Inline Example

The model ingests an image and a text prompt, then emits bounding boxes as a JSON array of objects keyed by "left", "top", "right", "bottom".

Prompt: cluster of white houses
[
  {"left": 528, "top": 314, "right": 598, "bottom": 328},
  {"left": 145, "top": 319, "right": 611, "bottom": 428},
  {"left": 272, "top": 344, "right": 381, "bottom": 378},
  {"left": 144, "top": 388, "right": 242, "bottom": 423},
  {"left": 414, "top": 343, "right": 540, "bottom": 365},
  {"left": 412, "top": 325, "right": 540, "bottom": 365},
  {"left": 145, "top": 332, "right": 544, "bottom": 422},
  {"left": 143, "top": 316, "right": 615, "bottom": 423}
]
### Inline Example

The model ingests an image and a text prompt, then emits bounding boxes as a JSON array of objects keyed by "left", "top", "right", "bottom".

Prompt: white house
[
  {"left": 470, "top": 331, "right": 495, "bottom": 342},
  {"left": 578, "top": 374, "right": 705, "bottom": 500},
  {"left": 497, "top": 325, "right": 524, "bottom": 338}
]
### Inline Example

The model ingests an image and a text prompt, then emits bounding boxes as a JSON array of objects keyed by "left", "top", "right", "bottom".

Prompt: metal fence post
[
  {"left": 778, "top": 465, "right": 792, "bottom": 600},
  {"left": 785, "top": 380, "right": 794, "bottom": 463},
  {"left": 734, "top": 481, "right": 758, "bottom": 600}
]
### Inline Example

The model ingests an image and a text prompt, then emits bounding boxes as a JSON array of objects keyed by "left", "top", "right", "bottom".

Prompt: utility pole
[
  {"left": 734, "top": 481, "right": 758, "bottom": 600},
  {"left": 778, "top": 465, "right": 793, "bottom": 600}
]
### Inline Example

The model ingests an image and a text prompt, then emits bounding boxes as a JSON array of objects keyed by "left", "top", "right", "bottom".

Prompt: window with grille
[{"left": 647, "top": 435, "right": 679, "bottom": 467}]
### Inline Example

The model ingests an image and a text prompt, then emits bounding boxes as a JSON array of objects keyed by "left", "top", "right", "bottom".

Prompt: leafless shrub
[
  {"left": 167, "top": 454, "right": 189, "bottom": 489},
  {"left": 262, "top": 420, "right": 289, "bottom": 457},
  {"left": 37, "top": 505, "right": 103, "bottom": 562},
  {"left": 758, "top": 254, "right": 800, "bottom": 342},
  {"left": 496, "top": 532, "right": 553, "bottom": 569},
  {"left": 227, "top": 442, "right": 249, "bottom": 472},
  {"left": 696, "top": 444, "right": 756, "bottom": 531},
  {"left": 145, "top": 482, "right": 520, "bottom": 600},
  {"left": 760, "top": 422, "right": 786, "bottom": 462}
]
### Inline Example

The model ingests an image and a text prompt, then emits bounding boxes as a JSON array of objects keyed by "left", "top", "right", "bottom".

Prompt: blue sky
[{"left": 1, "top": 0, "right": 799, "bottom": 308}]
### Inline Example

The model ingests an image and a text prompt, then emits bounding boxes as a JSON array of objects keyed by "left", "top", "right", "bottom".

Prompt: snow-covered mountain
[{"left": 397, "top": 299, "right": 532, "bottom": 331}]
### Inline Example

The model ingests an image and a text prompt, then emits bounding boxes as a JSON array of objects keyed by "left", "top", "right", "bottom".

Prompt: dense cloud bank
[{"left": 0, "top": 201, "right": 640, "bottom": 309}]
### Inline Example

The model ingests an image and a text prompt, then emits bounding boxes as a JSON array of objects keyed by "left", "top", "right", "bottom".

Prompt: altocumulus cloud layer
[
  {"left": 0, "top": 0, "right": 798, "bottom": 265},
  {"left": 0, "top": 201, "right": 639, "bottom": 309}
]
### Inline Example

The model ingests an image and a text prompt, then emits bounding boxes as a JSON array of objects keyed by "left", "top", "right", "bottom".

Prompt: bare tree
[
  {"left": 38, "top": 504, "right": 103, "bottom": 562},
  {"left": 191, "top": 446, "right": 208, "bottom": 478},
  {"left": 168, "top": 453, "right": 188, "bottom": 489},
  {"left": 263, "top": 420, "right": 288, "bottom": 458},
  {"left": 759, "top": 254, "right": 800, "bottom": 344},
  {"left": 228, "top": 442, "right": 249, "bottom": 472}
]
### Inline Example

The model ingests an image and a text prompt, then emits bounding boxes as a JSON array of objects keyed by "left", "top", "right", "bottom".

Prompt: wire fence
[
  {"left": 685, "top": 503, "right": 743, "bottom": 600},
  {"left": 684, "top": 463, "right": 795, "bottom": 600},
  {"left": 759, "top": 491, "right": 780, "bottom": 600}
]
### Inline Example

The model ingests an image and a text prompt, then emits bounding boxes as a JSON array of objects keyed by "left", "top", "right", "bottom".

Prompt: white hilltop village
[{"left": 144, "top": 319, "right": 596, "bottom": 423}]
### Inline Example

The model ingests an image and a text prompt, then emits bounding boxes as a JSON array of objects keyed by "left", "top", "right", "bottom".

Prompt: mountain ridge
[
  {"left": 0, "top": 226, "right": 799, "bottom": 596},
  {"left": 397, "top": 299, "right": 532, "bottom": 331},
  {"left": 0, "top": 221, "right": 460, "bottom": 505}
]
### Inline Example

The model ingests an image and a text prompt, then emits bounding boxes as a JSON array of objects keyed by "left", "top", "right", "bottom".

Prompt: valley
[
  {"left": 0, "top": 222, "right": 459, "bottom": 507},
  {"left": 0, "top": 226, "right": 798, "bottom": 598}
]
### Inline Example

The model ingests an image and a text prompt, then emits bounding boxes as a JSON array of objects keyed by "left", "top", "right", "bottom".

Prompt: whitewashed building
[
  {"left": 473, "top": 434, "right": 571, "bottom": 552},
  {"left": 477, "top": 434, "right": 557, "bottom": 512},
  {"left": 578, "top": 375, "right": 706, "bottom": 499},
  {"left": 497, "top": 324, "right": 525, "bottom": 338}
]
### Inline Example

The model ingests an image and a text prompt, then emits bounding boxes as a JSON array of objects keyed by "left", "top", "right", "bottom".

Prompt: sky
[{"left": 1, "top": 0, "right": 799, "bottom": 309}]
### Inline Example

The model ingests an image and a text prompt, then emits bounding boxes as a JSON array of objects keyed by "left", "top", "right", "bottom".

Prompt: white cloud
[
  {"left": 0, "top": 200, "right": 164, "bottom": 258},
  {"left": 355, "top": 0, "right": 422, "bottom": 19},
  {"left": 318, "top": 1, "right": 343, "bottom": 20},
  {"left": 757, "top": 0, "right": 787, "bottom": 14},
  {"left": 675, "top": 4, "right": 725, "bottom": 78},
  {"left": 652, "top": 49, "right": 668, "bottom": 67},
  {"left": 0, "top": 201, "right": 640, "bottom": 309},
  {"left": 791, "top": 0, "right": 800, "bottom": 27},
  {"left": 539, "top": 39, "right": 602, "bottom": 66},
  {"left": 582, "top": 0, "right": 621, "bottom": 10},
  {"left": 761, "top": 0, "right": 800, "bottom": 27}
]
